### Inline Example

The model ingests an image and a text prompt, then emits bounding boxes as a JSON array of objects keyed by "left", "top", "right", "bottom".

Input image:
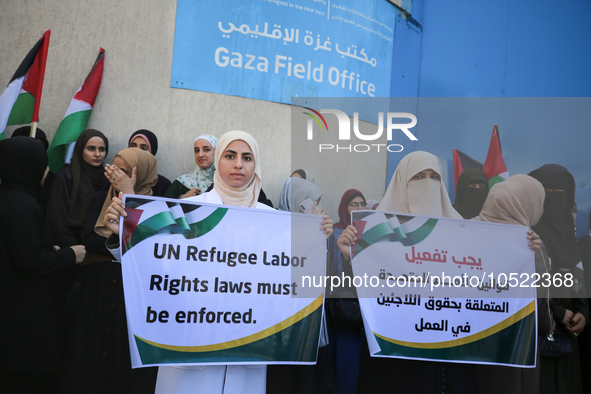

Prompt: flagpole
[{"left": 30, "top": 121, "right": 38, "bottom": 137}]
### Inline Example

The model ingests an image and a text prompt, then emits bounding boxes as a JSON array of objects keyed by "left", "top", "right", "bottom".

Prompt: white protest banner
[
  {"left": 119, "top": 195, "right": 326, "bottom": 367},
  {"left": 350, "top": 211, "right": 537, "bottom": 367}
]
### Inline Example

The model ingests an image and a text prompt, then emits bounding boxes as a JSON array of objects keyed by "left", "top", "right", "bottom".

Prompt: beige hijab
[
  {"left": 94, "top": 148, "right": 158, "bottom": 237},
  {"left": 477, "top": 174, "right": 545, "bottom": 227},
  {"left": 213, "top": 130, "right": 261, "bottom": 207},
  {"left": 377, "top": 151, "right": 461, "bottom": 218}
]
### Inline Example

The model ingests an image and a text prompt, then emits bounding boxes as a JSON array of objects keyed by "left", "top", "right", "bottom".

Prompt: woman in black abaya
[
  {"left": 0, "top": 137, "right": 85, "bottom": 393},
  {"left": 529, "top": 164, "right": 589, "bottom": 394}
]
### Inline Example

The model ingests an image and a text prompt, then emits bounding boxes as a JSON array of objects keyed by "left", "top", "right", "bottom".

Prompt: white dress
[{"left": 155, "top": 189, "right": 271, "bottom": 394}]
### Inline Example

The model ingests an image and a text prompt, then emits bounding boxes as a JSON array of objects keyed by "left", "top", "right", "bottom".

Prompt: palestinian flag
[
  {"left": 482, "top": 124, "right": 509, "bottom": 188},
  {"left": 452, "top": 148, "right": 484, "bottom": 190},
  {"left": 0, "top": 30, "right": 50, "bottom": 139},
  {"left": 48, "top": 48, "right": 105, "bottom": 172}
]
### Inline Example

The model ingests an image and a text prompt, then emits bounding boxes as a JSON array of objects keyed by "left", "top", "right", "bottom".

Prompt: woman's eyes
[
  {"left": 87, "top": 146, "right": 105, "bottom": 152},
  {"left": 224, "top": 154, "right": 235, "bottom": 160}
]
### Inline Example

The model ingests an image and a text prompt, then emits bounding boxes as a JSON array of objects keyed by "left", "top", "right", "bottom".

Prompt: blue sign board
[{"left": 172, "top": 0, "right": 397, "bottom": 103}]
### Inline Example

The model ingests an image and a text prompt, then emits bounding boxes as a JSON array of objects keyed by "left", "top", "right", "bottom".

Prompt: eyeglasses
[{"left": 349, "top": 202, "right": 367, "bottom": 208}]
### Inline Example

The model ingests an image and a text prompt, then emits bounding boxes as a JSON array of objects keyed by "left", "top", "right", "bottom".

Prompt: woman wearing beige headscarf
[
  {"left": 60, "top": 148, "right": 159, "bottom": 393},
  {"left": 346, "top": 151, "right": 469, "bottom": 393},
  {"left": 475, "top": 174, "right": 553, "bottom": 394}
]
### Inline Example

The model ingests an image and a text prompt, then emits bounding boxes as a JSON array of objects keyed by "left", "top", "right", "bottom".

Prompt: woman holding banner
[
  {"left": 338, "top": 151, "right": 473, "bottom": 393},
  {"left": 60, "top": 147, "right": 159, "bottom": 393},
  {"left": 337, "top": 151, "right": 543, "bottom": 393},
  {"left": 104, "top": 130, "right": 332, "bottom": 394},
  {"left": 475, "top": 173, "right": 553, "bottom": 394}
]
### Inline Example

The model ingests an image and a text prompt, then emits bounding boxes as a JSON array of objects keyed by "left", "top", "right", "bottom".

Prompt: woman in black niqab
[
  {"left": 0, "top": 137, "right": 80, "bottom": 393},
  {"left": 454, "top": 168, "right": 489, "bottom": 219},
  {"left": 529, "top": 164, "right": 579, "bottom": 271},
  {"left": 529, "top": 164, "right": 589, "bottom": 394}
]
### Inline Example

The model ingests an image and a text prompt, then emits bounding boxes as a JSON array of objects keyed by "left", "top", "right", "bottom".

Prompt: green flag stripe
[
  {"left": 48, "top": 110, "right": 92, "bottom": 172},
  {"left": 183, "top": 208, "right": 228, "bottom": 239},
  {"left": 400, "top": 218, "right": 438, "bottom": 246},
  {"left": 175, "top": 216, "right": 191, "bottom": 232},
  {"left": 123, "top": 207, "right": 229, "bottom": 254},
  {"left": 51, "top": 110, "right": 91, "bottom": 146},
  {"left": 355, "top": 218, "right": 438, "bottom": 257},
  {"left": 6, "top": 93, "right": 34, "bottom": 126},
  {"left": 361, "top": 222, "right": 397, "bottom": 245},
  {"left": 488, "top": 175, "right": 506, "bottom": 189},
  {"left": 124, "top": 211, "right": 177, "bottom": 254}
]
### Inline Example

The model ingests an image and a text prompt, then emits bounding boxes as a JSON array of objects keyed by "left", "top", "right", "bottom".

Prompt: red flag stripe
[
  {"left": 74, "top": 48, "right": 105, "bottom": 106},
  {"left": 482, "top": 124, "right": 509, "bottom": 180},
  {"left": 21, "top": 30, "right": 50, "bottom": 122}
]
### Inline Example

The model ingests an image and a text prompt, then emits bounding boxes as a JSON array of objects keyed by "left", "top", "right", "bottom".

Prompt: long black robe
[
  {"left": 59, "top": 191, "right": 157, "bottom": 394},
  {"left": 0, "top": 137, "right": 76, "bottom": 392}
]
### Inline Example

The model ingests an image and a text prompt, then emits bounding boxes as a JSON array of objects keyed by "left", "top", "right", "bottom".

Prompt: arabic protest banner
[
  {"left": 171, "top": 0, "right": 396, "bottom": 103},
  {"left": 119, "top": 195, "right": 326, "bottom": 367},
  {"left": 350, "top": 211, "right": 537, "bottom": 367}
]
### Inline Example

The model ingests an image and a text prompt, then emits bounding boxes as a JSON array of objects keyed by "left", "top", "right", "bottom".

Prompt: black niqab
[
  {"left": 454, "top": 168, "right": 489, "bottom": 219},
  {"left": 529, "top": 164, "right": 579, "bottom": 270}
]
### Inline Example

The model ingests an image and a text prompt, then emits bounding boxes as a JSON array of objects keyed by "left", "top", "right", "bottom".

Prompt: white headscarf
[
  {"left": 377, "top": 151, "right": 461, "bottom": 219},
  {"left": 175, "top": 134, "right": 218, "bottom": 190},
  {"left": 213, "top": 131, "right": 261, "bottom": 207}
]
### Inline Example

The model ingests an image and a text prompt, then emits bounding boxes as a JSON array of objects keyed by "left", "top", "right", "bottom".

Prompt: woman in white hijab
[
  {"left": 341, "top": 151, "right": 467, "bottom": 392},
  {"left": 338, "top": 151, "right": 461, "bottom": 261},
  {"left": 165, "top": 134, "right": 218, "bottom": 199},
  {"left": 376, "top": 150, "right": 461, "bottom": 218},
  {"left": 338, "top": 152, "right": 542, "bottom": 392}
]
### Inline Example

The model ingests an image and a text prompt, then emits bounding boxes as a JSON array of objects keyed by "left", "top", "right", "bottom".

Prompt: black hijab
[
  {"left": 129, "top": 129, "right": 158, "bottom": 155},
  {"left": 529, "top": 164, "right": 579, "bottom": 270},
  {"left": 0, "top": 136, "right": 48, "bottom": 197},
  {"left": 454, "top": 168, "right": 489, "bottom": 219},
  {"left": 68, "top": 129, "right": 109, "bottom": 226}
]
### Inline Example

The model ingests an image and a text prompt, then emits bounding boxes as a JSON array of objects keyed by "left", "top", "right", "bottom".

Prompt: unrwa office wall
[
  {"left": 4, "top": 0, "right": 589, "bottom": 228},
  {"left": 0, "top": 0, "right": 389, "bottom": 221}
]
